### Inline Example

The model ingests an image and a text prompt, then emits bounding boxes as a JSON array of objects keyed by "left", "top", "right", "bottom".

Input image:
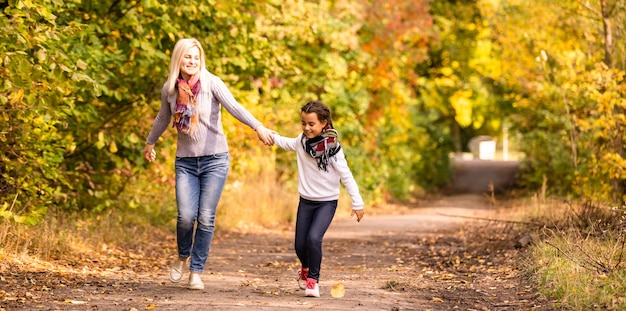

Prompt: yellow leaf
[
  {"left": 331, "top": 282, "right": 345, "bottom": 298},
  {"left": 8, "top": 88, "right": 24, "bottom": 104},
  {"left": 109, "top": 141, "right": 118, "bottom": 153},
  {"left": 432, "top": 297, "right": 443, "bottom": 303},
  {"left": 145, "top": 303, "right": 157, "bottom": 310},
  {"left": 76, "top": 60, "right": 88, "bottom": 70}
]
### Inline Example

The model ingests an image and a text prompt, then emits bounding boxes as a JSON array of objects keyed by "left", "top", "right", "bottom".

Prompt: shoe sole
[
  {"left": 170, "top": 275, "right": 183, "bottom": 283},
  {"left": 189, "top": 285, "right": 204, "bottom": 290},
  {"left": 305, "top": 286, "right": 320, "bottom": 297}
]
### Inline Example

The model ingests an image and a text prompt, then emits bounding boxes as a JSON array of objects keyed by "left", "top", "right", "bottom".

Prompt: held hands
[
  {"left": 351, "top": 209, "right": 364, "bottom": 223},
  {"left": 255, "top": 124, "right": 276, "bottom": 146},
  {"left": 143, "top": 144, "right": 157, "bottom": 162}
]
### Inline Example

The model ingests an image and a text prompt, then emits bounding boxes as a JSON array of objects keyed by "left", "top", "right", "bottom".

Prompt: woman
[{"left": 143, "top": 38, "right": 274, "bottom": 290}]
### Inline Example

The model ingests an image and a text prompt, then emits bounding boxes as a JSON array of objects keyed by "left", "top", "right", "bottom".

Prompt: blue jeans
[
  {"left": 175, "top": 153, "right": 230, "bottom": 273},
  {"left": 294, "top": 197, "right": 338, "bottom": 282}
]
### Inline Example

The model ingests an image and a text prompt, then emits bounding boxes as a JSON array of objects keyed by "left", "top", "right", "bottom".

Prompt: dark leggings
[{"left": 294, "top": 197, "right": 338, "bottom": 282}]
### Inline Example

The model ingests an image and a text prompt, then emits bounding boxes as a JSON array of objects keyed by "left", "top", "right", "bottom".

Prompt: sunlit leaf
[{"left": 331, "top": 282, "right": 345, "bottom": 298}]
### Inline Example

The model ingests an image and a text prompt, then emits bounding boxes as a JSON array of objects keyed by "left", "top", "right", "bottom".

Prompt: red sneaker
[
  {"left": 305, "top": 278, "right": 320, "bottom": 297},
  {"left": 298, "top": 267, "right": 309, "bottom": 289}
]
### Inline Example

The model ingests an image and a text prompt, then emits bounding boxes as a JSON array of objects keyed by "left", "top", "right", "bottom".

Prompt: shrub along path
[{"left": 0, "top": 194, "right": 553, "bottom": 310}]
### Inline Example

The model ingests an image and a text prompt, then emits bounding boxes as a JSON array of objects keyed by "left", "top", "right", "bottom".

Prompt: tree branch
[
  {"left": 577, "top": 0, "right": 601, "bottom": 16},
  {"left": 435, "top": 212, "right": 541, "bottom": 226}
]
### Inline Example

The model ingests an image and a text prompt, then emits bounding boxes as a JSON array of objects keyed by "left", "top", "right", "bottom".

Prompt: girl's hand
[
  {"left": 351, "top": 209, "right": 364, "bottom": 222},
  {"left": 144, "top": 144, "right": 156, "bottom": 162}
]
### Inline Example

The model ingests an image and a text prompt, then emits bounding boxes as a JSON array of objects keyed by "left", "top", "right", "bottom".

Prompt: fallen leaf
[{"left": 331, "top": 282, "right": 345, "bottom": 298}]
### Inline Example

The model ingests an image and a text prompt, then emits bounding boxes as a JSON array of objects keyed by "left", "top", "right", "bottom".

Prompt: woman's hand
[
  {"left": 351, "top": 209, "right": 364, "bottom": 222},
  {"left": 144, "top": 143, "right": 157, "bottom": 162},
  {"left": 255, "top": 125, "right": 275, "bottom": 146}
]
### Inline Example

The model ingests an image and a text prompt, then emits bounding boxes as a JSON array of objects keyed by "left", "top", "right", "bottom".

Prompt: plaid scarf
[
  {"left": 302, "top": 128, "right": 341, "bottom": 172},
  {"left": 173, "top": 74, "right": 200, "bottom": 134}
]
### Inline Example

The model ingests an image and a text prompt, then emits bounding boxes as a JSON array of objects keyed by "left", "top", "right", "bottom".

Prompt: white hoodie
[{"left": 273, "top": 133, "right": 364, "bottom": 210}]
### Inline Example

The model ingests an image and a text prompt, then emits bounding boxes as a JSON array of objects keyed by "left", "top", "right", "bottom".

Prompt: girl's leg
[
  {"left": 303, "top": 200, "right": 338, "bottom": 281},
  {"left": 189, "top": 152, "right": 230, "bottom": 273},
  {"left": 294, "top": 197, "right": 316, "bottom": 268}
]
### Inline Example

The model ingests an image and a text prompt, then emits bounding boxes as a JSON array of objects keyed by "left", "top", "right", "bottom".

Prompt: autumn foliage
[{"left": 1, "top": 0, "right": 625, "bottom": 228}]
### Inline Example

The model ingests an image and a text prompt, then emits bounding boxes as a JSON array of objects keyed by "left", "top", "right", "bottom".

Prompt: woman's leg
[
  {"left": 175, "top": 157, "right": 201, "bottom": 261},
  {"left": 189, "top": 152, "right": 230, "bottom": 273}
]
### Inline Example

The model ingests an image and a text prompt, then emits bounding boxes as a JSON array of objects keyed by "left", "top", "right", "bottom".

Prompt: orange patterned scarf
[{"left": 173, "top": 74, "right": 200, "bottom": 134}]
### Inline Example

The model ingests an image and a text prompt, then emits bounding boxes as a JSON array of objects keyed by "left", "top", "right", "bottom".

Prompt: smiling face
[
  {"left": 179, "top": 46, "right": 201, "bottom": 80},
  {"left": 301, "top": 111, "right": 328, "bottom": 139}
]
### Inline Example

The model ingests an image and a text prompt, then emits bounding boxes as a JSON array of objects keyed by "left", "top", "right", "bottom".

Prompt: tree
[
  {"left": 1, "top": 0, "right": 97, "bottom": 223},
  {"left": 483, "top": 0, "right": 626, "bottom": 205}
]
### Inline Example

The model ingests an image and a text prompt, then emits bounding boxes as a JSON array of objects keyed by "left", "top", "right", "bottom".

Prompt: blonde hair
[{"left": 166, "top": 38, "right": 207, "bottom": 95}]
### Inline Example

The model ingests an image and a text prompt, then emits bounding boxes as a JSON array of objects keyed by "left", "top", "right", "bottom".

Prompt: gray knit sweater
[{"left": 146, "top": 70, "right": 262, "bottom": 157}]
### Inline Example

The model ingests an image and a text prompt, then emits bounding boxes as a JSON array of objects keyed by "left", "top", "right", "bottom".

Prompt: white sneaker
[
  {"left": 304, "top": 278, "right": 320, "bottom": 297},
  {"left": 189, "top": 273, "right": 204, "bottom": 290},
  {"left": 169, "top": 259, "right": 186, "bottom": 283},
  {"left": 298, "top": 268, "right": 309, "bottom": 290}
]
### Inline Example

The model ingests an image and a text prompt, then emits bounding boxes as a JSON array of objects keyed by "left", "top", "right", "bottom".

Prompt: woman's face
[
  {"left": 301, "top": 112, "right": 327, "bottom": 139},
  {"left": 180, "top": 46, "right": 201, "bottom": 80}
]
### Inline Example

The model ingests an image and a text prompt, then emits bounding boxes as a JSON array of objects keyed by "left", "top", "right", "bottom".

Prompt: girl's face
[
  {"left": 180, "top": 46, "right": 201, "bottom": 80},
  {"left": 301, "top": 112, "right": 328, "bottom": 139}
]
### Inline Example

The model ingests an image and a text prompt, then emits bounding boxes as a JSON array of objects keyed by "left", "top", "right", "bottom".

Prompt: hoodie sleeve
[
  {"left": 272, "top": 133, "right": 300, "bottom": 152},
  {"left": 332, "top": 149, "right": 364, "bottom": 210}
]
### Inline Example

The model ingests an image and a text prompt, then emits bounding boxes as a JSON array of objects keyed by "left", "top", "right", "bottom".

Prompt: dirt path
[{"left": 1, "top": 195, "right": 552, "bottom": 311}]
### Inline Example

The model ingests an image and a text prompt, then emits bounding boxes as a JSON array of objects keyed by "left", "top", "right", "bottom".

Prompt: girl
[
  {"left": 272, "top": 100, "right": 365, "bottom": 297},
  {"left": 143, "top": 38, "right": 274, "bottom": 290}
]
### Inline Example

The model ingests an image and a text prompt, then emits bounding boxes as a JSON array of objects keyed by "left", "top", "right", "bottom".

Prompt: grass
[
  {"left": 532, "top": 236, "right": 626, "bottom": 310},
  {"left": 517, "top": 193, "right": 626, "bottom": 310},
  {"left": 217, "top": 172, "right": 298, "bottom": 231}
]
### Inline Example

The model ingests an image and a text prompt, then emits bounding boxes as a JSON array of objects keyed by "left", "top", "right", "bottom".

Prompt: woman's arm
[
  {"left": 210, "top": 75, "right": 274, "bottom": 145},
  {"left": 146, "top": 85, "right": 173, "bottom": 145},
  {"left": 144, "top": 85, "right": 172, "bottom": 162},
  {"left": 211, "top": 76, "right": 261, "bottom": 129}
]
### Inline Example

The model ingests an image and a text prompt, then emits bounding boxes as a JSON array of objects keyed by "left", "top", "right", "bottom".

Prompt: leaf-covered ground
[{"left": 0, "top": 195, "right": 553, "bottom": 311}]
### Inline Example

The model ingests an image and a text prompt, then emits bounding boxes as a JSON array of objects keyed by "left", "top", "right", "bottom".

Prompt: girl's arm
[
  {"left": 272, "top": 133, "right": 299, "bottom": 151},
  {"left": 333, "top": 149, "right": 364, "bottom": 210}
]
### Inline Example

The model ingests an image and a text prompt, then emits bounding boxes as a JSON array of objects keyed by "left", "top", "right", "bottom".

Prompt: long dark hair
[{"left": 301, "top": 100, "right": 334, "bottom": 129}]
